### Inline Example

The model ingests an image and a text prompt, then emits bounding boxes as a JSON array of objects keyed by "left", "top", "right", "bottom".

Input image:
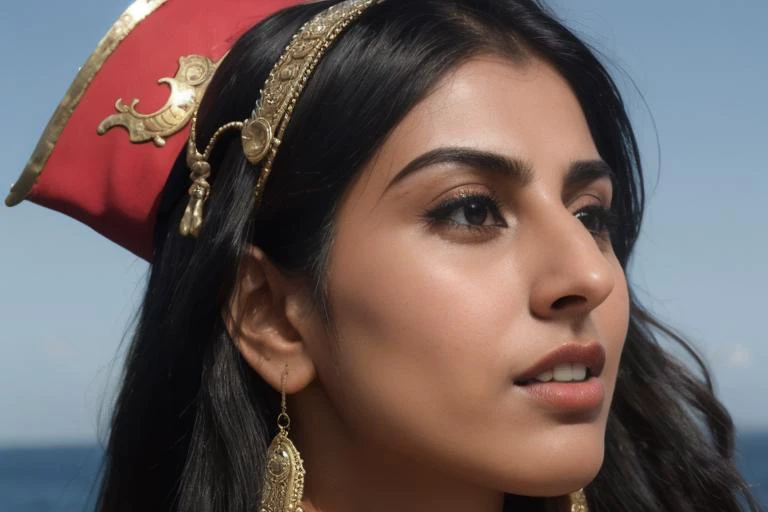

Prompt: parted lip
[{"left": 514, "top": 341, "right": 606, "bottom": 383}]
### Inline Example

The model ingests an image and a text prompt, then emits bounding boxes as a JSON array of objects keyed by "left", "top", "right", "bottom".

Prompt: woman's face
[{"left": 300, "top": 55, "right": 630, "bottom": 497}]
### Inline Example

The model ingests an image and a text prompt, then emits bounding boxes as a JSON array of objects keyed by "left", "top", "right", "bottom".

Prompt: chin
[
  {"left": 518, "top": 467, "right": 601, "bottom": 498},
  {"left": 505, "top": 444, "right": 604, "bottom": 497},
  {"left": 478, "top": 426, "right": 607, "bottom": 498}
]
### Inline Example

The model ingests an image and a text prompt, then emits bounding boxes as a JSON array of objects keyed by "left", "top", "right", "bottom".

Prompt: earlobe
[{"left": 223, "top": 245, "right": 317, "bottom": 393}]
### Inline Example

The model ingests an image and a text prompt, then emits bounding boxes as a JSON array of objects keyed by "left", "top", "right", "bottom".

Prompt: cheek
[
  {"left": 326, "top": 226, "right": 526, "bottom": 426},
  {"left": 320, "top": 223, "right": 562, "bottom": 492}
]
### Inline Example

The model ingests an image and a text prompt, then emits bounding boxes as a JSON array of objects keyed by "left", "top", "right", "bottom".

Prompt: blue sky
[{"left": 0, "top": 0, "right": 766, "bottom": 447}]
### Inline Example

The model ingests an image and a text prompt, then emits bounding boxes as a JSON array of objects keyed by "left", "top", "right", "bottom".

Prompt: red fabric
[{"left": 29, "top": 0, "right": 303, "bottom": 260}]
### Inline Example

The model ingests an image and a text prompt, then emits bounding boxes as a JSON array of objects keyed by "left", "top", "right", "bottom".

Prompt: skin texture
[{"left": 228, "top": 55, "right": 630, "bottom": 512}]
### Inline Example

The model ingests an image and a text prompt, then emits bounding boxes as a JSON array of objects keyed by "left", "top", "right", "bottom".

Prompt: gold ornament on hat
[
  {"left": 180, "top": 0, "right": 377, "bottom": 237},
  {"left": 97, "top": 54, "right": 219, "bottom": 147}
]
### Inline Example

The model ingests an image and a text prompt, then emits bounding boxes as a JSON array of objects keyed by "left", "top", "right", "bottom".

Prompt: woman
[{"left": 6, "top": 0, "right": 761, "bottom": 510}]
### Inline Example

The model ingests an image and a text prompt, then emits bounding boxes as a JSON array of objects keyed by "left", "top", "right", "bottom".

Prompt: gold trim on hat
[{"left": 5, "top": 0, "right": 168, "bottom": 207}]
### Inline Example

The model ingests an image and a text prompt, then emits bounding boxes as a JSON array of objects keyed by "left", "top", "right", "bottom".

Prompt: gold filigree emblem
[
  {"left": 570, "top": 488, "right": 590, "bottom": 512},
  {"left": 97, "top": 54, "right": 218, "bottom": 146},
  {"left": 259, "top": 430, "right": 306, "bottom": 512}
]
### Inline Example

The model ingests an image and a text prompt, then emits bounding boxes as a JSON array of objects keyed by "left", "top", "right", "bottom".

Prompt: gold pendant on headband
[
  {"left": 97, "top": 54, "right": 218, "bottom": 146},
  {"left": 179, "top": 178, "right": 210, "bottom": 237},
  {"left": 179, "top": 156, "right": 211, "bottom": 237}
]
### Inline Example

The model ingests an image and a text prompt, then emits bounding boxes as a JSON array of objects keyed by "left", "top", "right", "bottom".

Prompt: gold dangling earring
[
  {"left": 258, "top": 366, "right": 306, "bottom": 512},
  {"left": 569, "top": 488, "right": 589, "bottom": 512}
]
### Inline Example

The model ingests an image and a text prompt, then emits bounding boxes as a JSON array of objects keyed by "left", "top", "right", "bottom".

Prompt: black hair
[{"left": 97, "top": 1, "right": 762, "bottom": 510}]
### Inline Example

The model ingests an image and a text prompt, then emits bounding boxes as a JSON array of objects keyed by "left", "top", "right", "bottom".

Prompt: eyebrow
[
  {"left": 384, "top": 146, "right": 616, "bottom": 195},
  {"left": 563, "top": 159, "right": 617, "bottom": 197}
]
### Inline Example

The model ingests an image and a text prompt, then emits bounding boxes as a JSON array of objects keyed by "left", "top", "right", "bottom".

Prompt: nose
[{"left": 527, "top": 207, "right": 616, "bottom": 320}]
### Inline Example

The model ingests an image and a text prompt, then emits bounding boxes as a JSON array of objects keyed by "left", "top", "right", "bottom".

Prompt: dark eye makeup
[
  {"left": 421, "top": 191, "right": 619, "bottom": 242},
  {"left": 422, "top": 192, "right": 507, "bottom": 233},
  {"left": 574, "top": 204, "right": 620, "bottom": 241}
]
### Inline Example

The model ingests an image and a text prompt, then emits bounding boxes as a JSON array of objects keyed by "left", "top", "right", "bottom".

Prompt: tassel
[{"left": 179, "top": 160, "right": 211, "bottom": 237}]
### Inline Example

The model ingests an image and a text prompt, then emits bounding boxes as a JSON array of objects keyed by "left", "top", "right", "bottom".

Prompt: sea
[{"left": 1, "top": 432, "right": 766, "bottom": 511}]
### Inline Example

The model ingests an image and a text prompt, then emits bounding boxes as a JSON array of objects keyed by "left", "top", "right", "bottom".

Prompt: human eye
[
  {"left": 421, "top": 191, "right": 508, "bottom": 233},
  {"left": 574, "top": 204, "right": 619, "bottom": 242}
]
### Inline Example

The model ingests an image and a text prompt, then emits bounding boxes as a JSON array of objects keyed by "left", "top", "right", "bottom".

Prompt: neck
[{"left": 292, "top": 384, "right": 505, "bottom": 512}]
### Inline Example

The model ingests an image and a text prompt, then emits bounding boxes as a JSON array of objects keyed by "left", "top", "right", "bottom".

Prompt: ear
[{"left": 223, "top": 245, "right": 317, "bottom": 394}]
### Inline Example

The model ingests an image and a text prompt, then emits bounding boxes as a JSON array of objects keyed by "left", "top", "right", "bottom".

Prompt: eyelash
[
  {"left": 422, "top": 193, "right": 507, "bottom": 234},
  {"left": 575, "top": 204, "right": 620, "bottom": 241},
  {"left": 422, "top": 192, "right": 620, "bottom": 241}
]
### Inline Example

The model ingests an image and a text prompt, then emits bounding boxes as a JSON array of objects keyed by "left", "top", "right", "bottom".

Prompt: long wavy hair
[{"left": 96, "top": 1, "right": 762, "bottom": 510}]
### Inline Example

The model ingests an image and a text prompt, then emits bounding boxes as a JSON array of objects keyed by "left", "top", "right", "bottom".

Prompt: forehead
[{"left": 366, "top": 54, "right": 600, "bottom": 187}]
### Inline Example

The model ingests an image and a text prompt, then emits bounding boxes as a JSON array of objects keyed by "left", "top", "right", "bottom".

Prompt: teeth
[
  {"left": 571, "top": 363, "right": 587, "bottom": 381},
  {"left": 534, "top": 363, "right": 588, "bottom": 383},
  {"left": 553, "top": 363, "right": 572, "bottom": 381}
]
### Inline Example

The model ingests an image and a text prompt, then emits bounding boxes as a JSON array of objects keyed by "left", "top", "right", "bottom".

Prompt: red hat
[{"left": 5, "top": 0, "right": 304, "bottom": 261}]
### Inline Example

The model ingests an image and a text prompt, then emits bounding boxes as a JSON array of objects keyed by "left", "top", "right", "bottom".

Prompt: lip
[
  {"left": 513, "top": 341, "right": 607, "bottom": 412},
  {"left": 517, "top": 379, "right": 605, "bottom": 411},
  {"left": 514, "top": 341, "right": 606, "bottom": 383}
]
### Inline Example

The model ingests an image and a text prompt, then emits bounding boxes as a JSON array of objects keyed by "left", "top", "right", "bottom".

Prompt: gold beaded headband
[{"left": 180, "top": 0, "right": 377, "bottom": 237}]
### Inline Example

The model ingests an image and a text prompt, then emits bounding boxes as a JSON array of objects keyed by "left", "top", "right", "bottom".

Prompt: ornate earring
[
  {"left": 569, "top": 488, "right": 589, "bottom": 512},
  {"left": 258, "top": 366, "right": 306, "bottom": 512}
]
